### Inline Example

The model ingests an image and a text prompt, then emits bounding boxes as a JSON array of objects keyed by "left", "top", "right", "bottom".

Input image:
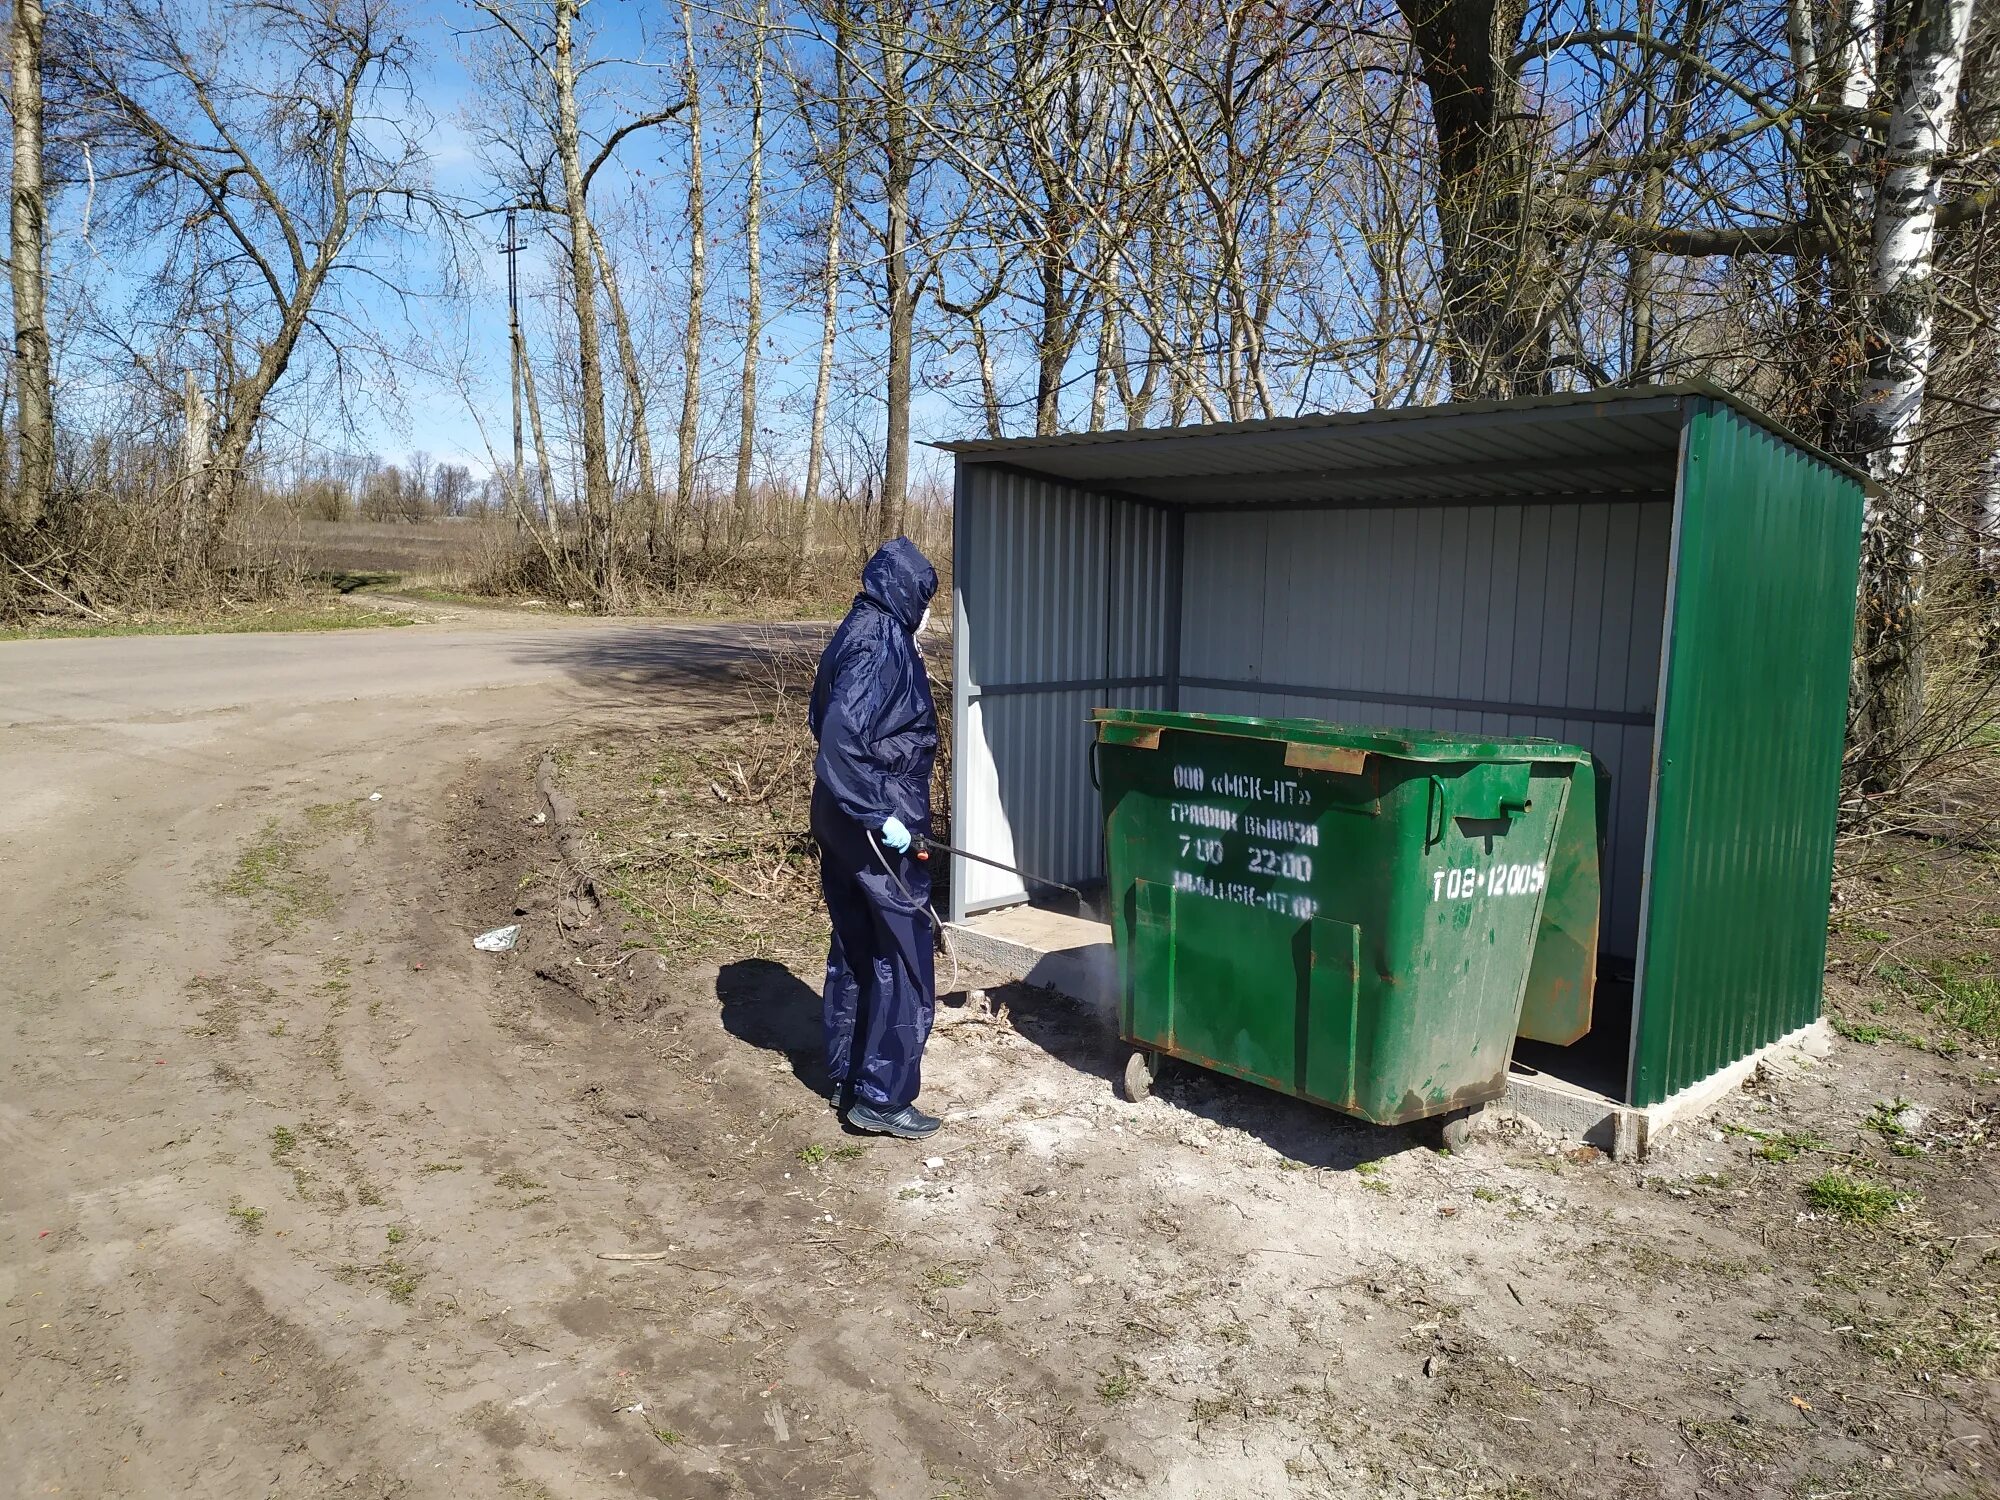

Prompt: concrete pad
[
  {"left": 948, "top": 906, "right": 1116, "bottom": 1020},
  {"left": 949, "top": 904, "right": 1833, "bottom": 1159}
]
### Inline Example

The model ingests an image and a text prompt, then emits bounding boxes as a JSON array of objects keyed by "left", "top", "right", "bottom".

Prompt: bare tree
[
  {"left": 802, "top": 21, "right": 851, "bottom": 552},
  {"left": 65, "top": 0, "right": 439, "bottom": 570},
  {"left": 1846, "top": 0, "right": 1980, "bottom": 792},
  {"left": 587, "top": 221, "right": 658, "bottom": 558},
  {"left": 465, "top": 0, "right": 684, "bottom": 596},
  {"left": 876, "top": 3, "right": 916, "bottom": 539},
  {"left": 733, "top": 0, "right": 769, "bottom": 524},
  {"left": 675, "top": 0, "right": 706, "bottom": 553},
  {"left": 1396, "top": 0, "right": 1550, "bottom": 399},
  {"left": 8, "top": 0, "right": 52, "bottom": 527}
]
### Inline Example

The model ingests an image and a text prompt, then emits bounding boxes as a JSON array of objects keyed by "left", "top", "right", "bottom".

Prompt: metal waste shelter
[{"left": 940, "top": 384, "right": 1867, "bottom": 1110}]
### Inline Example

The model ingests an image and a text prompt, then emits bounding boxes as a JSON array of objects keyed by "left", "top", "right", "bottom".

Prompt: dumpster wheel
[
  {"left": 1415, "top": 1103, "right": 1495, "bottom": 1152},
  {"left": 1120, "top": 1048, "right": 1165, "bottom": 1104}
]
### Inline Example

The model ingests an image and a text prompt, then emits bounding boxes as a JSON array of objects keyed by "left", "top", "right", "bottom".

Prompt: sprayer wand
[{"left": 909, "top": 835, "right": 1085, "bottom": 904}]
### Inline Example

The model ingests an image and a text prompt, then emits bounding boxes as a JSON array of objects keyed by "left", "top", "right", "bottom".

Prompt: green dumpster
[{"left": 1092, "top": 709, "right": 1600, "bottom": 1126}]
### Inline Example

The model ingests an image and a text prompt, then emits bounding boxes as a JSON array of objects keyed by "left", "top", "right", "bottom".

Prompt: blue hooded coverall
[{"left": 808, "top": 538, "right": 940, "bottom": 1112}]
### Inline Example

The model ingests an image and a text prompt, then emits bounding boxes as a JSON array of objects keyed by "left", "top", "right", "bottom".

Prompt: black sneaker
[{"left": 846, "top": 1101, "right": 943, "bottom": 1140}]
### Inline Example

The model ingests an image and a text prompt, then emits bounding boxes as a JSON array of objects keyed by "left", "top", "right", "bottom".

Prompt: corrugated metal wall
[
  {"left": 1176, "top": 501, "right": 1672, "bottom": 956},
  {"left": 952, "top": 466, "right": 1174, "bottom": 918},
  {"left": 1630, "top": 404, "right": 1864, "bottom": 1105}
]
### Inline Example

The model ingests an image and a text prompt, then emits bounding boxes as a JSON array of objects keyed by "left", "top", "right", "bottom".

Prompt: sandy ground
[{"left": 2, "top": 618, "right": 1994, "bottom": 1500}]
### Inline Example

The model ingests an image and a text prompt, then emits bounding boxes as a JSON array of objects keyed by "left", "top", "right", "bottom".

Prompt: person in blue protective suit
[{"left": 808, "top": 537, "right": 944, "bottom": 1140}]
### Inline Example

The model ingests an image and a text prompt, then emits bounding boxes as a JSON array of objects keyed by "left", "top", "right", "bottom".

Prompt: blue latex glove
[{"left": 880, "top": 816, "right": 912, "bottom": 853}]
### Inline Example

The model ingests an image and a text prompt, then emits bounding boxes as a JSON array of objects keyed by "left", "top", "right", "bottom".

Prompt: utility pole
[{"left": 502, "top": 209, "right": 528, "bottom": 530}]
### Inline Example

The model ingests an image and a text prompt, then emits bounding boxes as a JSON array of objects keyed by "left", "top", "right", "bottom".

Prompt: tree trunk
[
  {"left": 588, "top": 223, "right": 658, "bottom": 568},
  {"left": 1846, "top": 0, "right": 1976, "bottom": 796},
  {"left": 9, "top": 0, "right": 52, "bottom": 528},
  {"left": 1980, "top": 437, "right": 2000, "bottom": 663},
  {"left": 507, "top": 215, "right": 529, "bottom": 535},
  {"left": 968, "top": 308, "right": 1003, "bottom": 439},
  {"left": 676, "top": 0, "right": 707, "bottom": 557},
  {"left": 551, "top": 0, "right": 618, "bottom": 604},
  {"left": 1808, "top": 0, "right": 1887, "bottom": 441},
  {"left": 1090, "top": 253, "right": 1117, "bottom": 432},
  {"left": 880, "top": 7, "right": 914, "bottom": 542},
  {"left": 1034, "top": 235, "right": 1074, "bottom": 436},
  {"left": 178, "top": 372, "right": 210, "bottom": 565},
  {"left": 801, "top": 29, "right": 849, "bottom": 560},
  {"left": 1628, "top": 0, "right": 1712, "bottom": 381},
  {"left": 520, "top": 338, "right": 560, "bottom": 544},
  {"left": 733, "top": 0, "right": 767, "bottom": 529},
  {"left": 1397, "top": 0, "right": 1548, "bottom": 400}
]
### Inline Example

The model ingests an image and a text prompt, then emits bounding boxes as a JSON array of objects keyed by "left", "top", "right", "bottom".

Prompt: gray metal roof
[{"left": 935, "top": 383, "right": 1869, "bottom": 507}]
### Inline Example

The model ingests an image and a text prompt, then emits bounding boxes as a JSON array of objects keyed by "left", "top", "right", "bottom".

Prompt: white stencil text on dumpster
[{"left": 1168, "top": 765, "right": 1321, "bottom": 920}]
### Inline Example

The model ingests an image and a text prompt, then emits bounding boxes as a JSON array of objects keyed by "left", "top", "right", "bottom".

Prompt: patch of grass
[
  {"left": 1753, "top": 1132, "right": 1823, "bottom": 1164},
  {"left": 1831, "top": 1014, "right": 1952, "bottom": 1052},
  {"left": 381, "top": 1258, "right": 421, "bottom": 1304},
  {"left": 1677, "top": 1416, "right": 1779, "bottom": 1460},
  {"left": 270, "top": 1125, "right": 299, "bottom": 1158},
  {"left": 919, "top": 1264, "right": 968, "bottom": 1292},
  {"left": 1877, "top": 959, "right": 2000, "bottom": 1046},
  {"left": 651, "top": 1427, "right": 682, "bottom": 1446},
  {"left": 897, "top": 1186, "right": 924, "bottom": 1201},
  {"left": 494, "top": 1170, "right": 544, "bottom": 1191},
  {"left": 1923, "top": 962, "right": 2000, "bottom": 1042},
  {"left": 303, "top": 801, "right": 373, "bottom": 836},
  {"left": 215, "top": 819, "right": 331, "bottom": 930},
  {"left": 1471, "top": 1186, "right": 1505, "bottom": 1203},
  {"left": 228, "top": 1202, "right": 266, "bottom": 1234},
  {"left": 1097, "top": 1360, "right": 1143, "bottom": 1404},
  {"left": 1865, "top": 1100, "right": 1913, "bottom": 1140},
  {"left": 1804, "top": 1172, "right": 1905, "bottom": 1225},
  {"left": 213, "top": 803, "right": 373, "bottom": 932},
  {"left": 0, "top": 602, "right": 410, "bottom": 641},
  {"left": 830, "top": 1143, "right": 865, "bottom": 1161},
  {"left": 420, "top": 1160, "right": 463, "bottom": 1174},
  {"left": 797, "top": 1143, "right": 829, "bottom": 1167},
  {"left": 386, "top": 1226, "right": 406, "bottom": 1245}
]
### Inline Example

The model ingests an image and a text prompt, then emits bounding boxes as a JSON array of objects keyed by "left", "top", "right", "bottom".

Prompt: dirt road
[{"left": 3, "top": 619, "right": 1993, "bottom": 1499}]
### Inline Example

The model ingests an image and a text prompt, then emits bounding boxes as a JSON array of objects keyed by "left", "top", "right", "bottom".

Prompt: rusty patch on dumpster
[{"left": 1283, "top": 742, "right": 1367, "bottom": 776}]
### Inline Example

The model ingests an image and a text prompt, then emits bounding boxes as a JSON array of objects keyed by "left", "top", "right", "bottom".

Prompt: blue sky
[
  {"left": 35, "top": 0, "right": 954, "bottom": 491},
  {"left": 321, "top": 0, "right": 962, "bottom": 491}
]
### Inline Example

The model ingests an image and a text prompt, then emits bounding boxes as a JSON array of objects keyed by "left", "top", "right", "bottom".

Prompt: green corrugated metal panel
[{"left": 1630, "top": 402, "right": 1865, "bottom": 1106}]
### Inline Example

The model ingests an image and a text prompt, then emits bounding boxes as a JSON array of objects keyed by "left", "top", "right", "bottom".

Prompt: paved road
[
  {"left": 0, "top": 617, "right": 808, "bottom": 879},
  {"left": 0, "top": 617, "right": 791, "bottom": 726}
]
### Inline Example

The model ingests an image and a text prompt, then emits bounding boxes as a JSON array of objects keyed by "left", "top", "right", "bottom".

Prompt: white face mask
[{"left": 917, "top": 607, "right": 932, "bottom": 636}]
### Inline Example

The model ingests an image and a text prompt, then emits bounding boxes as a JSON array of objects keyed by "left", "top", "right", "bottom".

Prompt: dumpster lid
[{"left": 1091, "top": 708, "right": 1593, "bottom": 766}]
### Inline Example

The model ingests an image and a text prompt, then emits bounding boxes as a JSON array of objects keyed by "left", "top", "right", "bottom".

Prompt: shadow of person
[{"left": 716, "top": 958, "right": 824, "bottom": 1099}]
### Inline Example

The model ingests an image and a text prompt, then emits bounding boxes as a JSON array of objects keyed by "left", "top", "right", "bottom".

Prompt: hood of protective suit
[{"left": 859, "top": 538, "right": 938, "bottom": 633}]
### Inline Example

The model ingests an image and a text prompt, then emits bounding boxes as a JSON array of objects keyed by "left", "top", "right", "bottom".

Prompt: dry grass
[
  {"left": 558, "top": 639, "right": 953, "bottom": 963},
  {"left": 562, "top": 647, "right": 829, "bottom": 962}
]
